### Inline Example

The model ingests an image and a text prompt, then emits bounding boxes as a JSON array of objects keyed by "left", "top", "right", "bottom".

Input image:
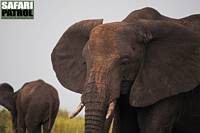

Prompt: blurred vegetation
[
  {"left": 0, "top": 109, "right": 112, "bottom": 133},
  {"left": 52, "top": 110, "right": 84, "bottom": 133},
  {"left": 0, "top": 109, "right": 12, "bottom": 133},
  {"left": 0, "top": 109, "right": 84, "bottom": 133}
]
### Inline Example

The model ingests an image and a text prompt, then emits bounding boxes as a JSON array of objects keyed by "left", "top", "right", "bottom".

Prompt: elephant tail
[{"left": 48, "top": 102, "right": 53, "bottom": 130}]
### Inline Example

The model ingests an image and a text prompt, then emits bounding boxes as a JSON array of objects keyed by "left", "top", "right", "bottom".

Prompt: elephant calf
[{"left": 0, "top": 79, "right": 60, "bottom": 133}]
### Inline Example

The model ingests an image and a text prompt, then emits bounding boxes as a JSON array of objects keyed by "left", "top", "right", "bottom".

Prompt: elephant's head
[
  {"left": 0, "top": 83, "right": 17, "bottom": 131},
  {"left": 52, "top": 18, "right": 200, "bottom": 132},
  {"left": 0, "top": 83, "right": 15, "bottom": 111}
]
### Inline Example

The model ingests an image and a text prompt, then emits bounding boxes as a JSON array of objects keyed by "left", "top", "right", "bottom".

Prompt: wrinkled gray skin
[
  {"left": 52, "top": 7, "right": 200, "bottom": 133},
  {"left": 0, "top": 80, "right": 59, "bottom": 133}
]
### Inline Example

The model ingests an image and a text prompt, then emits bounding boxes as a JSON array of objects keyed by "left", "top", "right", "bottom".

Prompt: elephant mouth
[
  {"left": 69, "top": 80, "right": 133, "bottom": 119},
  {"left": 69, "top": 100, "right": 116, "bottom": 120},
  {"left": 120, "top": 80, "right": 134, "bottom": 94}
]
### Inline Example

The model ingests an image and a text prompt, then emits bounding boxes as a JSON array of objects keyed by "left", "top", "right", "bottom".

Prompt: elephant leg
[
  {"left": 26, "top": 125, "right": 41, "bottom": 133},
  {"left": 43, "top": 120, "right": 55, "bottom": 133},
  {"left": 26, "top": 116, "right": 41, "bottom": 133},
  {"left": 17, "top": 116, "right": 26, "bottom": 133},
  {"left": 43, "top": 122, "right": 51, "bottom": 133},
  {"left": 113, "top": 94, "right": 139, "bottom": 133},
  {"left": 16, "top": 105, "right": 26, "bottom": 133},
  {"left": 43, "top": 110, "right": 58, "bottom": 133},
  {"left": 137, "top": 96, "right": 181, "bottom": 133}
]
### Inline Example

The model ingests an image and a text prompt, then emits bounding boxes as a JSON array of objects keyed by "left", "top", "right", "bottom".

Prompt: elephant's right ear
[
  {"left": 51, "top": 19, "right": 103, "bottom": 93},
  {"left": 0, "top": 83, "right": 14, "bottom": 99}
]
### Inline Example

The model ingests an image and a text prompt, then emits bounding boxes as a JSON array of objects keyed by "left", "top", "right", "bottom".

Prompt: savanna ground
[{"left": 0, "top": 109, "right": 84, "bottom": 133}]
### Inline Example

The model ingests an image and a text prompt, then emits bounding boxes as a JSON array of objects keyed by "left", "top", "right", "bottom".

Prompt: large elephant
[
  {"left": 0, "top": 79, "right": 59, "bottom": 133},
  {"left": 51, "top": 7, "right": 200, "bottom": 133}
]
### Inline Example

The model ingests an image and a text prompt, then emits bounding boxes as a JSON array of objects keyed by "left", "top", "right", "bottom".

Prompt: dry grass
[
  {"left": 0, "top": 109, "right": 84, "bottom": 133},
  {"left": 0, "top": 109, "right": 113, "bottom": 133},
  {"left": 0, "top": 110, "right": 12, "bottom": 133},
  {"left": 52, "top": 110, "right": 84, "bottom": 133}
]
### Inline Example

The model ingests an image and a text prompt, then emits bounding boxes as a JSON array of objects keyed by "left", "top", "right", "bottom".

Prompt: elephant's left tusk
[
  {"left": 69, "top": 102, "right": 84, "bottom": 119},
  {"left": 106, "top": 100, "right": 116, "bottom": 119}
]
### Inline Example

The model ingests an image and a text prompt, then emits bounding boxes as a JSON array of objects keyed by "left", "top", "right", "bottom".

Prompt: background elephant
[
  {"left": 52, "top": 7, "right": 200, "bottom": 133},
  {"left": 0, "top": 79, "right": 59, "bottom": 133}
]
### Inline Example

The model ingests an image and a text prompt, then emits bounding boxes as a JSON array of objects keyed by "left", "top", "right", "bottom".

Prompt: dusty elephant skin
[
  {"left": 52, "top": 7, "right": 200, "bottom": 133},
  {"left": 0, "top": 79, "right": 60, "bottom": 133}
]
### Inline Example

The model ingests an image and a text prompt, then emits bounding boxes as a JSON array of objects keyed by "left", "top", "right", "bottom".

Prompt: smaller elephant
[{"left": 0, "top": 79, "right": 60, "bottom": 133}]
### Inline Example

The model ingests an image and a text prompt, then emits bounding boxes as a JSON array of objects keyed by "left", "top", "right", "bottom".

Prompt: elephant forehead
[
  {"left": 87, "top": 23, "right": 127, "bottom": 58},
  {"left": 90, "top": 22, "right": 127, "bottom": 37}
]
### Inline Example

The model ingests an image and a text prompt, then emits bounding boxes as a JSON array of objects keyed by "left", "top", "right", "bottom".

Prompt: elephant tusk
[
  {"left": 69, "top": 102, "right": 84, "bottom": 119},
  {"left": 106, "top": 100, "right": 116, "bottom": 119}
]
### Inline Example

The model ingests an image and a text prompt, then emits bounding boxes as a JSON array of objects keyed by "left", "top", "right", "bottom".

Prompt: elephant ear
[
  {"left": 180, "top": 14, "right": 200, "bottom": 34},
  {"left": 123, "top": 7, "right": 162, "bottom": 23},
  {"left": 130, "top": 20, "right": 200, "bottom": 107},
  {"left": 51, "top": 19, "right": 103, "bottom": 93},
  {"left": 0, "top": 83, "right": 14, "bottom": 99}
]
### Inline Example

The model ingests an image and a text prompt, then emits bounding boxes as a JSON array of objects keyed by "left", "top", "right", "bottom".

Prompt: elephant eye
[{"left": 82, "top": 61, "right": 86, "bottom": 65}]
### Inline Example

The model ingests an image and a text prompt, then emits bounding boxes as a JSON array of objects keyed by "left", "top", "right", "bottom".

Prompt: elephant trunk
[
  {"left": 82, "top": 64, "right": 120, "bottom": 133},
  {"left": 82, "top": 69, "right": 110, "bottom": 133},
  {"left": 83, "top": 82, "right": 108, "bottom": 133},
  {"left": 85, "top": 103, "right": 106, "bottom": 133}
]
